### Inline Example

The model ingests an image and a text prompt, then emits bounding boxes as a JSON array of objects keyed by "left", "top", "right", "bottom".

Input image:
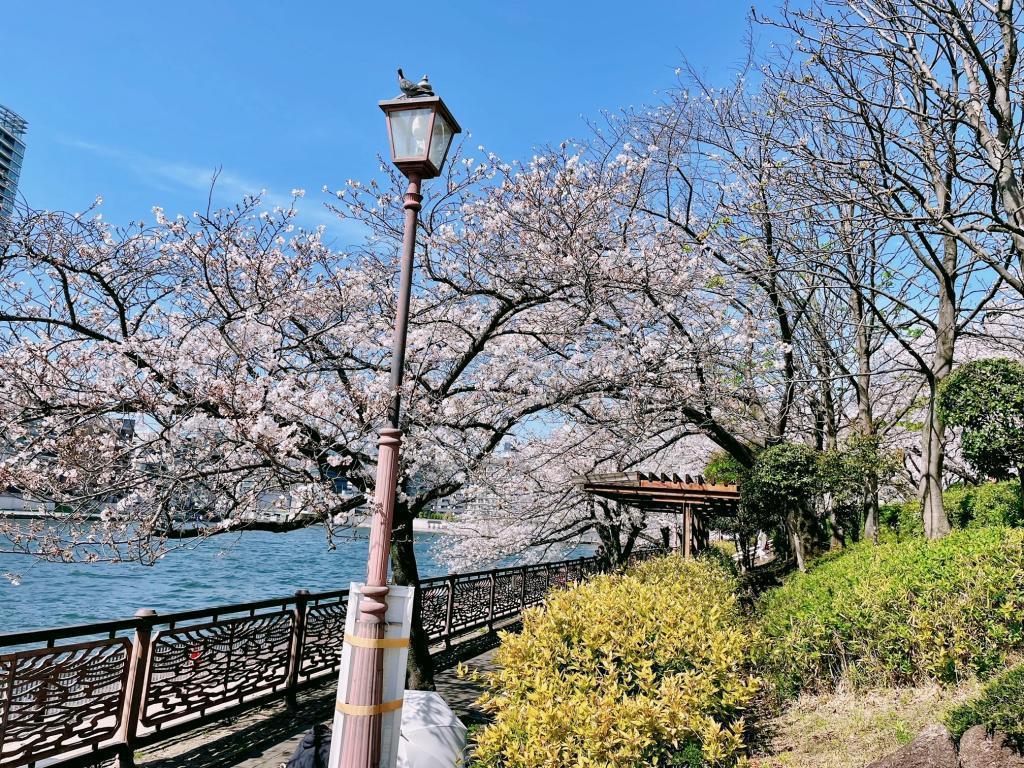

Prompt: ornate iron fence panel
[
  {"left": 419, "top": 580, "right": 450, "bottom": 640},
  {"left": 549, "top": 563, "right": 570, "bottom": 590},
  {"left": 141, "top": 611, "right": 293, "bottom": 727},
  {"left": 299, "top": 598, "right": 348, "bottom": 678},
  {"left": 449, "top": 575, "right": 491, "bottom": 633},
  {"left": 491, "top": 571, "right": 523, "bottom": 619},
  {"left": 523, "top": 566, "right": 550, "bottom": 605},
  {"left": 0, "top": 637, "right": 131, "bottom": 768}
]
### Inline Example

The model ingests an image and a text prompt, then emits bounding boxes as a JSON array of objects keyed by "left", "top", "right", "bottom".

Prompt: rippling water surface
[{"left": 0, "top": 527, "right": 450, "bottom": 632}]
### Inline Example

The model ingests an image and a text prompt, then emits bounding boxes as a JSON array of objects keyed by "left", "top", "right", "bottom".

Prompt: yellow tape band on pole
[
  {"left": 343, "top": 633, "right": 410, "bottom": 649},
  {"left": 335, "top": 698, "right": 404, "bottom": 716}
]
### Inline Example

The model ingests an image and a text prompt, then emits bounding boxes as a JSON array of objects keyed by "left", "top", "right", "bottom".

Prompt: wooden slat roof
[{"left": 575, "top": 471, "right": 740, "bottom": 516}]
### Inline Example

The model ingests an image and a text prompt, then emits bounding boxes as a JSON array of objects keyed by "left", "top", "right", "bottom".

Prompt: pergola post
[{"left": 683, "top": 504, "right": 692, "bottom": 559}]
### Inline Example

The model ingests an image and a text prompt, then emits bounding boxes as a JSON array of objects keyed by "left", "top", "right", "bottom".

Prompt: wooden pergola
[{"left": 575, "top": 471, "right": 740, "bottom": 557}]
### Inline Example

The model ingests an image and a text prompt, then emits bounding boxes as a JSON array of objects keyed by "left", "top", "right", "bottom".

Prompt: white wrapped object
[
  {"left": 397, "top": 690, "right": 468, "bottom": 768},
  {"left": 328, "top": 583, "right": 414, "bottom": 768}
]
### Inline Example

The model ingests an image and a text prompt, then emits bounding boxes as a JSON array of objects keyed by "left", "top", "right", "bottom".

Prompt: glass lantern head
[{"left": 380, "top": 96, "right": 461, "bottom": 179}]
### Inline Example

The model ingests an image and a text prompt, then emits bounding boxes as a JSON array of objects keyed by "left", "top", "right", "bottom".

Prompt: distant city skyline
[{"left": 0, "top": 104, "right": 27, "bottom": 219}]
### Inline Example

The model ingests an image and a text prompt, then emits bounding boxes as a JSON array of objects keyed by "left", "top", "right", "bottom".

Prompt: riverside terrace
[{"left": 0, "top": 548, "right": 662, "bottom": 768}]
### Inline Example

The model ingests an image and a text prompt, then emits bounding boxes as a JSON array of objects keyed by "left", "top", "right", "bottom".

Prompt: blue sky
[{"left": 4, "top": 1, "right": 752, "bottom": 241}]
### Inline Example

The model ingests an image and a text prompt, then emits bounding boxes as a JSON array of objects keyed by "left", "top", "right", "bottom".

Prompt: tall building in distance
[{"left": 0, "top": 104, "right": 28, "bottom": 219}]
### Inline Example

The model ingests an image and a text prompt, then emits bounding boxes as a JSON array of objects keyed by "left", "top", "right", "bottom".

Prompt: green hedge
[
  {"left": 757, "top": 527, "right": 1024, "bottom": 698},
  {"left": 880, "top": 482, "right": 1023, "bottom": 539},
  {"left": 945, "top": 663, "right": 1024, "bottom": 746},
  {"left": 944, "top": 481, "right": 1023, "bottom": 529},
  {"left": 472, "top": 555, "right": 758, "bottom": 767}
]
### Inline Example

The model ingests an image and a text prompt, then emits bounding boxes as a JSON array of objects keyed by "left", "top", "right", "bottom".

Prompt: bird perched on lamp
[{"left": 396, "top": 68, "right": 434, "bottom": 98}]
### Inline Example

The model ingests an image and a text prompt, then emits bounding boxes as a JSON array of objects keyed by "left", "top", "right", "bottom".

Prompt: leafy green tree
[
  {"left": 745, "top": 443, "right": 826, "bottom": 571},
  {"left": 702, "top": 451, "right": 768, "bottom": 570},
  {"left": 938, "top": 358, "right": 1024, "bottom": 480},
  {"left": 821, "top": 435, "right": 903, "bottom": 544},
  {"left": 703, "top": 451, "right": 746, "bottom": 486}
]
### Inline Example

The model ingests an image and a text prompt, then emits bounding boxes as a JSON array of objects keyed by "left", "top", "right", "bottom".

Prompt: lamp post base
[
  {"left": 336, "top": 429, "right": 402, "bottom": 768},
  {"left": 330, "top": 582, "right": 415, "bottom": 768}
]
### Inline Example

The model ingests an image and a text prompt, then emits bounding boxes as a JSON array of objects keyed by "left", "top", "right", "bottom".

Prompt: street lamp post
[{"left": 337, "top": 75, "right": 460, "bottom": 768}]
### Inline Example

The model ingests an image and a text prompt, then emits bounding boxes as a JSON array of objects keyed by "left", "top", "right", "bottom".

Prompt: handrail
[
  {"left": 0, "top": 553, "right": 606, "bottom": 647},
  {"left": 0, "top": 616, "right": 143, "bottom": 647},
  {"left": 0, "top": 546, "right": 663, "bottom": 768}
]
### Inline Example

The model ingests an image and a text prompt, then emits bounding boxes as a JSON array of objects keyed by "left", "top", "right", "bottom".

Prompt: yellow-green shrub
[
  {"left": 472, "top": 555, "right": 758, "bottom": 767},
  {"left": 878, "top": 499, "right": 924, "bottom": 538}
]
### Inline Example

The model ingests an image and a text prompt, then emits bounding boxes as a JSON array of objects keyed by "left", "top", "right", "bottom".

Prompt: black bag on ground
[{"left": 285, "top": 722, "right": 331, "bottom": 768}]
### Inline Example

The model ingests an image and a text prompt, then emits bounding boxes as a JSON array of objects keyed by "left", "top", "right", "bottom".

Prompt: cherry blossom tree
[
  {"left": 0, "top": 144, "right": 654, "bottom": 687},
  {"left": 0, "top": 195, "right": 373, "bottom": 564}
]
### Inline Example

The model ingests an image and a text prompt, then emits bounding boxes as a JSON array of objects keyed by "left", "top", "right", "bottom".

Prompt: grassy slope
[
  {"left": 749, "top": 527, "right": 1024, "bottom": 767},
  {"left": 749, "top": 682, "right": 980, "bottom": 768}
]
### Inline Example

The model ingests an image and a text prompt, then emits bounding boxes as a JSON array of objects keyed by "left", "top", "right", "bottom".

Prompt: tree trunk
[
  {"left": 389, "top": 499, "right": 435, "bottom": 691},
  {"left": 786, "top": 497, "right": 824, "bottom": 571},
  {"left": 621, "top": 523, "right": 641, "bottom": 563},
  {"left": 592, "top": 501, "right": 645, "bottom": 567},
  {"left": 811, "top": 385, "right": 842, "bottom": 549},
  {"left": 693, "top": 513, "right": 709, "bottom": 554},
  {"left": 862, "top": 472, "right": 879, "bottom": 543},
  {"left": 919, "top": 385, "right": 951, "bottom": 539},
  {"left": 826, "top": 495, "right": 844, "bottom": 550},
  {"left": 851, "top": 264, "right": 881, "bottom": 543},
  {"left": 787, "top": 513, "right": 807, "bottom": 572},
  {"left": 919, "top": 236, "right": 956, "bottom": 540}
]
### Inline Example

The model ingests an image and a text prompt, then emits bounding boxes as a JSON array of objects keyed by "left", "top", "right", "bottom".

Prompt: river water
[{"left": 0, "top": 527, "right": 454, "bottom": 633}]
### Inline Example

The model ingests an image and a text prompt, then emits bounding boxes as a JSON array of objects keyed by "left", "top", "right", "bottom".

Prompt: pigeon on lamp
[
  {"left": 397, "top": 68, "right": 419, "bottom": 97},
  {"left": 415, "top": 75, "right": 435, "bottom": 96},
  {"left": 396, "top": 68, "right": 434, "bottom": 98}
]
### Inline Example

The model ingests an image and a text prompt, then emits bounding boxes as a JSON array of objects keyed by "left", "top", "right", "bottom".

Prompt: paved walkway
[{"left": 134, "top": 650, "right": 496, "bottom": 768}]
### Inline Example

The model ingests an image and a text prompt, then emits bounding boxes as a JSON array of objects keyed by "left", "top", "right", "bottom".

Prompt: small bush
[
  {"left": 472, "top": 555, "right": 758, "bottom": 767},
  {"left": 942, "top": 484, "right": 973, "bottom": 528},
  {"left": 945, "top": 663, "right": 1024, "bottom": 747},
  {"left": 938, "top": 358, "right": 1024, "bottom": 480},
  {"left": 701, "top": 541, "right": 740, "bottom": 579},
  {"left": 757, "top": 528, "right": 1024, "bottom": 698},
  {"left": 879, "top": 483, "right": 1022, "bottom": 539},
  {"left": 878, "top": 500, "right": 923, "bottom": 539},
  {"left": 972, "top": 483, "right": 1023, "bottom": 527}
]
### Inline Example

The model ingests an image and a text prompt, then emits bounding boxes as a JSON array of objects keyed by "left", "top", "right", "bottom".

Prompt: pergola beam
[{"left": 576, "top": 471, "right": 740, "bottom": 516}]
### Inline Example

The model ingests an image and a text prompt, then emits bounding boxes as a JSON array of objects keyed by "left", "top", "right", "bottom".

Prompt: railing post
[
  {"left": 519, "top": 565, "right": 528, "bottom": 610},
  {"left": 486, "top": 572, "right": 496, "bottom": 630},
  {"left": 443, "top": 575, "right": 456, "bottom": 648},
  {"left": 118, "top": 608, "right": 157, "bottom": 768},
  {"left": 286, "top": 589, "right": 310, "bottom": 710}
]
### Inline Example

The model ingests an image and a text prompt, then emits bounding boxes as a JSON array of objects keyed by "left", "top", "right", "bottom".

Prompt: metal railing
[{"left": 0, "top": 547, "right": 661, "bottom": 768}]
